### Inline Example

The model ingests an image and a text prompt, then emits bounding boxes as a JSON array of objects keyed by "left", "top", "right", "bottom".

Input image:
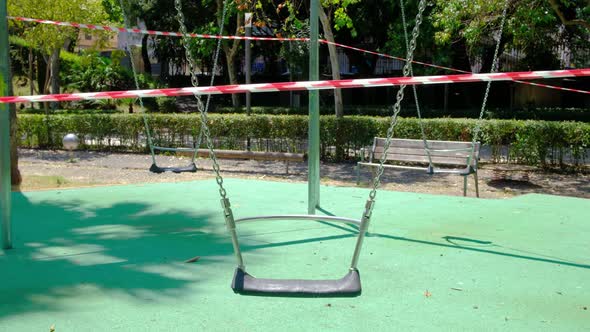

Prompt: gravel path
[{"left": 17, "top": 149, "right": 590, "bottom": 199}]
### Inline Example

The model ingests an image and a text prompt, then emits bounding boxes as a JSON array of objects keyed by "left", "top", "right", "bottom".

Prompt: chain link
[
  {"left": 174, "top": 0, "right": 229, "bottom": 199},
  {"left": 466, "top": 0, "right": 510, "bottom": 167},
  {"left": 368, "top": 0, "right": 427, "bottom": 201},
  {"left": 400, "top": 0, "right": 433, "bottom": 169}
]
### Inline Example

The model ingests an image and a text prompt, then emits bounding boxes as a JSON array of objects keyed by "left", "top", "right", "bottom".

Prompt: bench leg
[
  {"left": 356, "top": 163, "right": 361, "bottom": 185},
  {"left": 285, "top": 161, "right": 289, "bottom": 175},
  {"left": 474, "top": 172, "right": 480, "bottom": 198},
  {"left": 463, "top": 176, "right": 468, "bottom": 197}
]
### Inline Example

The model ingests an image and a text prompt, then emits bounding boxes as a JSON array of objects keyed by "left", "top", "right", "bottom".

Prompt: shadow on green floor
[
  {"left": 0, "top": 193, "right": 364, "bottom": 320},
  {"left": 2, "top": 190, "right": 588, "bottom": 323},
  {"left": 1, "top": 192, "right": 235, "bottom": 320},
  {"left": 368, "top": 233, "right": 590, "bottom": 270}
]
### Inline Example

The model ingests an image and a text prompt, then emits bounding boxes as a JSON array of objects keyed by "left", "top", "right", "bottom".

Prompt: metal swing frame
[{"left": 173, "top": 0, "right": 426, "bottom": 296}]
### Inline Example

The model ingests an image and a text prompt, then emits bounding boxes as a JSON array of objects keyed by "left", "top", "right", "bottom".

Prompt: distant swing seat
[
  {"left": 357, "top": 138, "right": 481, "bottom": 197},
  {"left": 149, "top": 146, "right": 198, "bottom": 174}
]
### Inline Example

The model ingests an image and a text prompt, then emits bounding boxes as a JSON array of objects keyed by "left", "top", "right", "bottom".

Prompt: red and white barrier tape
[
  {"left": 1, "top": 69, "right": 588, "bottom": 104},
  {"left": 321, "top": 40, "right": 471, "bottom": 74},
  {"left": 322, "top": 40, "right": 590, "bottom": 95},
  {"left": 510, "top": 81, "right": 590, "bottom": 95},
  {"left": 9, "top": 16, "right": 459, "bottom": 72},
  {"left": 8, "top": 16, "right": 590, "bottom": 95}
]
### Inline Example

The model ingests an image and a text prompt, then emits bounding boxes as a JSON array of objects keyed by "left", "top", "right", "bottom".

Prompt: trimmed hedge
[
  {"left": 216, "top": 106, "right": 590, "bottom": 122},
  {"left": 17, "top": 113, "right": 590, "bottom": 167}
]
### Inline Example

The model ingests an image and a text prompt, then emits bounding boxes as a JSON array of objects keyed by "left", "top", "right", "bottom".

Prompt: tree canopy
[
  {"left": 8, "top": 0, "right": 110, "bottom": 56},
  {"left": 431, "top": 0, "right": 589, "bottom": 70}
]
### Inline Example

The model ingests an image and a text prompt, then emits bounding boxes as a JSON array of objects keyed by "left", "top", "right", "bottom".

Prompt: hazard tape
[
  {"left": 1, "top": 69, "right": 588, "bottom": 104},
  {"left": 8, "top": 16, "right": 590, "bottom": 95}
]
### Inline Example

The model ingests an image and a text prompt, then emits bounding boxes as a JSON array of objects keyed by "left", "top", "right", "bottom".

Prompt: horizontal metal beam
[{"left": 235, "top": 214, "right": 361, "bottom": 227}]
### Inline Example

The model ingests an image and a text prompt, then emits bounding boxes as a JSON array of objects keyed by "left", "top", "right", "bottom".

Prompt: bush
[
  {"left": 19, "top": 108, "right": 122, "bottom": 115},
  {"left": 156, "top": 97, "right": 177, "bottom": 113},
  {"left": 215, "top": 106, "right": 590, "bottom": 122},
  {"left": 17, "top": 113, "right": 590, "bottom": 167},
  {"left": 60, "top": 50, "right": 157, "bottom": 111}
]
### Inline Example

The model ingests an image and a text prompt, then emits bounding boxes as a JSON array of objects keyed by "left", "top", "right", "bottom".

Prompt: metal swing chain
[
  {"left": 400, "top": 0, "right": 433, "bottom": 170},
  {"left": 368, "top": 0, "right": 427, "bottom": 201},
  {"left": 174, "top": 0, "right": 229, "bottom": 199},
  {"left": 117, "top": 0, "right": 157, "bottom": 165},
  {"left": 466, "top": 0, "right": 510, "bottom": 168},
  {"left": 187, "top": 0, "right": 228, "bottom": 161}
]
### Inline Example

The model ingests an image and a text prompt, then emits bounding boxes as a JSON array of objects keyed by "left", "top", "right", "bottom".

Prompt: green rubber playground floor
[{"left": 1, "top": 179, "right": 589, "bottom": 331}]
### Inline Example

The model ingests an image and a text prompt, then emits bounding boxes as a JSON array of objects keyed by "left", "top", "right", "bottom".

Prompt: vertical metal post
[
  {"left": 245, "top": 13, "right": 252, "bottom": 113},
  {"left": 221, "top": 198, "right": 244, "bottom": 270},
  {"left": 308, "top": 0, "right": 320, "bottom": 214},
  {"left": 1, "top": 0, "right": 13, "bottom": 249},
  {"left": 350, "top": 200, "right": 374, "bottom": 270},
  {"left": 245, "top": 13, "right": 252, "bottom": 151}
]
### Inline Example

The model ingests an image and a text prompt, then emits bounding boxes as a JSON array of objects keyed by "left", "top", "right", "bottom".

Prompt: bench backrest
[{"left": 369, "top": 138, "right": 480, "bottom": 167}]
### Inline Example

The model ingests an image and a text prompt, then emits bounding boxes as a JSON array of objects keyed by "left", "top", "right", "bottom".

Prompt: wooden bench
[
  {"left": 176, "top": 148, "right": 306, "bottom": 174},
  {"left": 357, "top": 138, "right": 481, "bottom": 197}
]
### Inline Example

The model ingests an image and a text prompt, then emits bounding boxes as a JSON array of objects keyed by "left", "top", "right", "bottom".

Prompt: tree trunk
[
  {"left": 37, "top": 53, "right": 46, "bottom": 95},
  {"left": 6, "top": 57, "right": 22, "bottom": 187},
  {"left": 28, "top": 48, "right": 34, "bottom": 109},
  {"left": 49, "top": 48, "right": 60, "bottom": 109},
  {"left": 217, "top": 0, "right": 242, "bottom": 108},
  {"left": 49, "top": 49, "right": 60, "bottom": 93},
  {"left": 318, "top": 7, "right": 343, "bottom": 118},
  {"left": 141, "top": 35, "right": 152, "bottom": 75},
  {"left": 318, "top": 6, "right": 346, "bottom": 160},
  {"left": 9, "top": 103, "right": 21, "bottom": 188},
  {"left": 452, "top": 38, "right": 472, "bottom": 72},
  {"left": 225, "top": 51, "right": 240, "bottom": 107}
]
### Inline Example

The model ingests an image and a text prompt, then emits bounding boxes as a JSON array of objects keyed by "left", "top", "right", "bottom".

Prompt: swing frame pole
[
  {"left": 308, "top": 0, "right": 320, "bottom": 214},
  {"left": 1, "top": 0, "right": 13, "bottom": 250}
]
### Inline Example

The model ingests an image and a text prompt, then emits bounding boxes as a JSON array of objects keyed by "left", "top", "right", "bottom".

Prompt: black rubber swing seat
[
  {"left": 231, "top": 268, "right": 362, "bottom": 297},
  {"left": 149, "top": 162, "right": 197, "bottom": 174}
]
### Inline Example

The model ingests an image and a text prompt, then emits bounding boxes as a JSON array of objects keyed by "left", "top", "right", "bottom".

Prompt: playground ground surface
[
  {"left": 14, "top": 149, "right": 590, "bottom": 198},
  {"left": 1, "top": 177, "right": 589, "bottom": 331}
]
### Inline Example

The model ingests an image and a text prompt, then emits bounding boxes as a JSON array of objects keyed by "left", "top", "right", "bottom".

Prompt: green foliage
[
  {"left": 432, "top": 0, "right": 509, "bottom": 48},
  {"left": 18, "top": 108, "right": 122, "bottom": 115},
  {"left": 101, "top": 0, "right": 124, "bottom": 23},
  {"left": 431, "top": 0, "right": 589, "bottom": 70},
  {"left": 61, "top": 50, "right": 134, "bottom": 92},
  {"left": 321, "top": 0, "right": 361, "bottom": 37},
  {"left": 58, "top": 50, "right": 139, "bottom": 110},
  {"left": 17, "top": 113, "right": 589, "bottom": 167},
  {"left": 156, "top": 98, "right": 177, "bottom": 113},
  {"left": 8, "top": 0, "right": 111, "bottom": 56},
  {"left": 122, "top": 0, "right": 220, "bottom": 84},
  {"left": 215, "top": 106, "right": 590, "bottom": 122}
]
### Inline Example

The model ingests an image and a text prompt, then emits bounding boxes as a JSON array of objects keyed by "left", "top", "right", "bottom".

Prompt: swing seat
[
  {"left": 232, "top": 268, "right": 361, "bottom": 297},
  {"left": 227, "top": 214, "right": 369, "bottom": 297},
  {"left": 430, "top": 165, "right": 473, "bottom": 176},
  {"left": 149, "top": 146, "right": 199, "bottom": 173},
  {"left": 149, "top": 162, "right": 197, "bottom": 174}
]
